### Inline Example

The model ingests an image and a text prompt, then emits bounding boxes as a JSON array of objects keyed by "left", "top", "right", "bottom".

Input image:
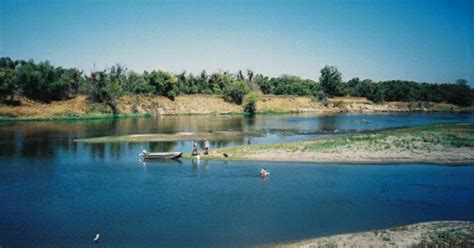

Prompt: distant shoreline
[
  {"left": 270, "top": 221, "right": 474, "bottom": 247},
  {"left": 1, "top": 95, "right": 473, "bottom": 122}
]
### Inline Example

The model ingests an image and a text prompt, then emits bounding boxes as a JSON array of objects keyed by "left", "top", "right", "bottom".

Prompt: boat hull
[{"left": 139, "top": 152, "right": 183, "bottom": 160}]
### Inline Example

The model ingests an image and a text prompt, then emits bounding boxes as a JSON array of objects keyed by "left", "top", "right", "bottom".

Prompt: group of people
[
  {"left": 192, "top": 139, "right": 210, "bottom": 156},
  {"left": 191, "top": 139, "right": 270, "bottom": 178}
]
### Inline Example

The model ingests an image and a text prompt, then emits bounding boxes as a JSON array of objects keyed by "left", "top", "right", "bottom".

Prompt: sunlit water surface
[{"left": 1, "top": 112, "right": 473, "bottom": 247}]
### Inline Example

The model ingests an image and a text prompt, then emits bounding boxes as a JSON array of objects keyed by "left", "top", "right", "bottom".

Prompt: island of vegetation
[
  {"left": 0, "top": 57, "right": 473, "bottom": 121},
  {"left": 273, "top": 221, "right": 474, "bottom": 248},
  {"left": 199, "top": 123, "right": 474, "bottom": 164}
]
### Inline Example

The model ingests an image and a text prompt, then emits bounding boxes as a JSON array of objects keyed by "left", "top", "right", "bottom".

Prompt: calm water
[{"left": 1, "top": 112, "right": 473, "bottom": 247}]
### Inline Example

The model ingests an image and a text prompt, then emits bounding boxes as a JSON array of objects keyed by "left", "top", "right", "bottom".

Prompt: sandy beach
[{"left": 270, "top": 221, "right": 474, "bottom": 247}]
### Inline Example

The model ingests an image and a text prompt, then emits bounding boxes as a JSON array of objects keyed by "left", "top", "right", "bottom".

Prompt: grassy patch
[{"left": 413, "top": 226, "right": 474, "bottom": 247}]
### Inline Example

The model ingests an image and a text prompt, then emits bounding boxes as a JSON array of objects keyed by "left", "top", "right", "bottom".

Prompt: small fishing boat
[{"left": 139, "top": 150, "right": 183, "bottom": 160}]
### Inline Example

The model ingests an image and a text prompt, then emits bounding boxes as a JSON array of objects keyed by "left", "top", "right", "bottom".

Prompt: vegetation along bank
[{"left": 1, "top": 57, "right": 473, "bottom": 120}]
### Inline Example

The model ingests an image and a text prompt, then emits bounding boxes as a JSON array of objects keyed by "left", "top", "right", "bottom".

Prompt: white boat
[{"left": 139, "top": 150, "right": 183, "bottom": 160}]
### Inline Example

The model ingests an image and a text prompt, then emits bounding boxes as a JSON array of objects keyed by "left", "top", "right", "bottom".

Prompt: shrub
[
  {"left": 243, "top": 92, "right": 260, "bottom": 114},
  {"left": 223, "top": 81, "right": 250, "bottom": 104}
]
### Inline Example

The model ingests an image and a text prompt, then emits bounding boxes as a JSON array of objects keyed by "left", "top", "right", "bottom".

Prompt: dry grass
[
  {"left": 0, "top": 96, "right": 88, "bottom": 118},
  {"left": 257, "top": 95, "right": 325, "bottom": 113},
  {"left": 1, "top": 95, "right": 472, "bottom": 120},
  {"left": 117, "top": 94, "right": 241, "bottom": 115}
]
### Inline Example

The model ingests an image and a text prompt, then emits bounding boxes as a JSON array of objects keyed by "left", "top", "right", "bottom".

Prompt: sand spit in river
[
  {"left": 209, "top": 124, "right": 474, "bottom": 165},
  {"left": 75, "top": 131, "right": 246, "bottom": 143}
]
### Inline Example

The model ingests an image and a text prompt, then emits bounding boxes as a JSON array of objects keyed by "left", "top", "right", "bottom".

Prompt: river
[{"left": 1, "top": 112, "right": 473, "bottom": 247}]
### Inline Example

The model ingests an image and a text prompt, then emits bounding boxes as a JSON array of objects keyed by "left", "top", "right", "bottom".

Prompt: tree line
[{"left": 0, "top": 57, "right": 472, "bottom": 113}]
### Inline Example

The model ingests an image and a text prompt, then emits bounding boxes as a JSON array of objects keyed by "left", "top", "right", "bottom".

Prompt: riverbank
[
  {"left": 271, "top": 221, "right": 474, "bottom": 247},
  {"left": 204, "top": 123, "right": 474, "bottom": 164},
  {"left": 0, "top": 96, "right": 150, "bottom": 122},
  {"left": 1, "top": 95, "right": 472, "bottom": 121}
]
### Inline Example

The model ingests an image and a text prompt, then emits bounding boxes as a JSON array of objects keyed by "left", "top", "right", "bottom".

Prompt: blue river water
[{"left": 0, "top": 112, "right": 473, "bottom": 247}]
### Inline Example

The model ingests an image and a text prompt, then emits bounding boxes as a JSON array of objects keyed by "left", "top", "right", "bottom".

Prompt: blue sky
[{"left": 1, "top": 0, "right": 472, "bottom": 84}]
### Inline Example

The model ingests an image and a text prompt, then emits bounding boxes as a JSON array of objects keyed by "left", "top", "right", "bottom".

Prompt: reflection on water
[{"left": 0, "top": 112, "right": 472, "bottom": 160}]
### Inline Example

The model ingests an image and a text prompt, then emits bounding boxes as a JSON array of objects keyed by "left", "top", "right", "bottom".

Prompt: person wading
[{"left": 204, "top": 139, "right": 210, "bottom": 155}]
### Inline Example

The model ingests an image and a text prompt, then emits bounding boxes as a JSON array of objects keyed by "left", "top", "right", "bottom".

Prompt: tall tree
[
  {"left": 0, "top": 67, "right": 17, "bottom": 102},
  {"left": 319, "top": 65, "right": 346, "bottom": 97},
  {"left": 146, "top": 70, "right": 179, "bottom": 100}
]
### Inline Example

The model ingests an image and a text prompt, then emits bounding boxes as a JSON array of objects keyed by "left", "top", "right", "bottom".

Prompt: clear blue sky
[{"left": 1, "top": 0, "right": 472, "bottom": 84}]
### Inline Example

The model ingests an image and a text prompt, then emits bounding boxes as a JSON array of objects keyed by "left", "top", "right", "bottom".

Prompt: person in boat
[
  {"left": 260, "top": 168, "right": 269, "bottom": 177},
  {"left": 204, "top": 139, "right": 209, "bottom": 155},
  {"left": 192, "top": 140, "right": 199, "bottom": 156}
]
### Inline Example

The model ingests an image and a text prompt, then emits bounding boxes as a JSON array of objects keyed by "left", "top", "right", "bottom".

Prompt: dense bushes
[
  {"left": 7, "top": 59, "right": 81, "bottom": 103},
  {"left": 348, "top": 79, "right": 473, "bottom": 106},
  {"left": 145, "top": 70, "right": 179, "bottom": 100},
  {"left": 0, "top": 67, "right": 16, "bottom": 102},
  {"left": 243, "top": 92, "right": 259, "bottom": 114},
  {"left": 223, "top": 81, "right": 250, "bottom": 104},
  {"left": 0, "top": 57, "right": 472, "bottom": 107}
]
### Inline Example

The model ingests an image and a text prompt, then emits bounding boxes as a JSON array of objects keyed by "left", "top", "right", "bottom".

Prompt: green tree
[
  {"left": 196, "top": 70, "right": 211, "bottom": 94},
  {"left": 0, "top": 57, "right": 16, "bottom": 69},
  {"left": 208, "top": 72, "right": 230, "bottom": 94},
  {"left": 109, "top": 64, "right": 128, "bottom": 92},
  {"left": 15, "top": 60, "right": 71, "bottom": 102},
  {"left": 451, "top": 79, "right": 472, "bottom": 106},
  {"left": 320, "top": 65, "right": 346, "bottom": 97},
  {"left": 456, "top": 79, "right": 468, "bottom": 86},
  {"left": 128, "top": 71, "right": 153, "bottom": 95},
  {"left": 146, "top": 70, "right": 179, "bottom": 100},
  {"left": 223, "top": 80, "right": 250, "bottom": 104},
  {"left": 254, "top": 74, "right": 272, "bottom": 94},
  {"left": 368, "top": 86, "right": 385, "bottom": 103},
  {"left": 0, "top": 67, "right": 17, "bottom": 102}
]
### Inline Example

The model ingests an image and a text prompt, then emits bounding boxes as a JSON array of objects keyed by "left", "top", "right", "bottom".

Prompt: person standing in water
[
  {"left": 192, "top": 140, "right": 198, "bottom": 156},
  {"left": 204, "top": 139, "right": 210, "bottom": 155}
]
